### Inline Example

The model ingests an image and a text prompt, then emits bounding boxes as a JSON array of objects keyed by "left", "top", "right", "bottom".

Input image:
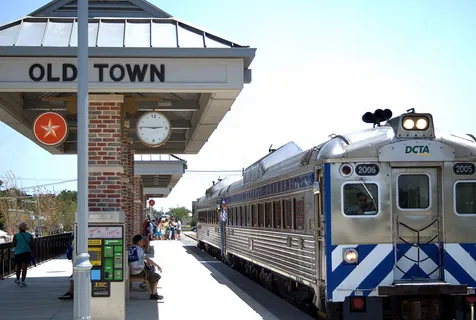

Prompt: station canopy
[{"left": 0, "top": 0, "right": 256, "bottom": 155}]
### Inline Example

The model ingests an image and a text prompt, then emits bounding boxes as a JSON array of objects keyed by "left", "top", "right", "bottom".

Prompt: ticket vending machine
[
  {"left": 88, "top": 227, "right": 124, "bottom": 296},
  {"left": 75, "top": 211, "right": 127, "bottom": 320}
]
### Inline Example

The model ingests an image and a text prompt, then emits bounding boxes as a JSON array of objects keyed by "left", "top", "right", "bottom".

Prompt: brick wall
[
  {"left": 134, "top": 176, "right": 144, "bottom": 236},
  {"left": 88, "top": 99, "right": 123, "bottom": 212}
]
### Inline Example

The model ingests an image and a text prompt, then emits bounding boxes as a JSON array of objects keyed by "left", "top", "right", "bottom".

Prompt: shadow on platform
[{"left": 181, "top": 243, "right": 313, "bottom": 320}]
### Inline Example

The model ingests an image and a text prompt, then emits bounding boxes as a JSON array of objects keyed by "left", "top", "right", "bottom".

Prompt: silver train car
[{"left": 196, "top": 109, "right": 476, "bottom": 320}]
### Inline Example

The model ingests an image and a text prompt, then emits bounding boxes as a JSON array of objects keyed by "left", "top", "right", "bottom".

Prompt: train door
[{"left": 391, "top": 167, "right": 443, "bottom": 282}]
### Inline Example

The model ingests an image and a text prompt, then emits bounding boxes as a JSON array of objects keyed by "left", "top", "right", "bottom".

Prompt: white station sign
[{"left": 0, "top": 57, "right": 244, "bottom": 92}]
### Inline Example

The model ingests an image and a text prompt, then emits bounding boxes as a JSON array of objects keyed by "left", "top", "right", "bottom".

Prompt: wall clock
[{"left": 136, "top": 111, "right": 171, "bottom": 147}]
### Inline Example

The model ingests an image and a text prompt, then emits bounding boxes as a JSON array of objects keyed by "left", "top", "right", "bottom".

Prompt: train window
[
  {"left": 258, "top": 203, "right": 265, "bottom": 227},
  {"left": 294, "top": 197, "right": 305, "bottom": 230},
  {"left": 284, "top": 199, "right": 292, "bottom": 229},
  {"left": 454, "top": 181, "right": 476, "bottom": 214},
  {"left": 244, "top": 205, "right": 250, "bottom": 226},
  {"left": 398, "top": 174, "right": 430, "bottom": 209},
  {"left": 265, "top": 202, "right": 272, "bottom": 228},
  {"left": 235, "top": 206, "right": 243, "bottom": 226},
  {"left": 273, "top": 201, "right": 281, "bottom": 228},
  {"left": 343, "top": 183, "right": 379, "bottom": 216},
  {"left": 252, "top": 204, "right": 258, "bottom": 227},
  {"left": 228, "top": 207, "right": 233, "bottom": 225}
]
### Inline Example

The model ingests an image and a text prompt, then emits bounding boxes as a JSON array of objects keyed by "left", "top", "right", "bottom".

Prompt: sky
[{"left": 0, "top": 0, "right": 476, "bottom": 211}]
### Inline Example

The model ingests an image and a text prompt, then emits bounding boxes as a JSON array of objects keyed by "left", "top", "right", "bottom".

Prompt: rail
[
  {"left": 0, "top": 232, "right": 72, "bottom": 279},
  {"left": 134, "top": 154, "right": 185, "bottom": 162},
  {"left": 396, "top": 218, "right": 440, "bottom": 279}
]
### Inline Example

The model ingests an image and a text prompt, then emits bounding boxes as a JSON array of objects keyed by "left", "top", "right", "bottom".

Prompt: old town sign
[
  {"left": 0, "top": 57, "right": 243, "bottom": 92},
  {"left": 29, "top": 63, "right": 165, "bottom": 83}
]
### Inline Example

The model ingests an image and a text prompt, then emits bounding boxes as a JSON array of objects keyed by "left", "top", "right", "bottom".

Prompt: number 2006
[
  {"left": 453, "top": 163, "right": 475, "bottom": 175},
  {"left": 356, "top": 164, "right": 379, "bottom": 176}
]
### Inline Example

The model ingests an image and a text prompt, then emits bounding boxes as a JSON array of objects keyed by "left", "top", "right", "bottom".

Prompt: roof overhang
[
  {"left": 134, "top": 156, "right": 186, "bottom": 198},
  {"left": 0, "top": 15, "right": 256, "bottom": 155}
]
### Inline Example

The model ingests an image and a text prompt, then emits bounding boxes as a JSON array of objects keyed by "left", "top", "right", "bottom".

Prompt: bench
[{"left": 129, "top": 273, "right": 151, "bottom": 297}]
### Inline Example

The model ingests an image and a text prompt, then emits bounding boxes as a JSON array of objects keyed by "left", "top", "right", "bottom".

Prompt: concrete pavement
[{"left": 0, "top": 237, "right": 313, "bottom": 320}]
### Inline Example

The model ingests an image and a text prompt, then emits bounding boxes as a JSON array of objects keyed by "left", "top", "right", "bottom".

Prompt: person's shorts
[
  {"left": 135, "top": 268, "right": 161, "bottom": 288},
  {"left": 15, "top": 252, "right": 31, "bottom": 265},
  {"left": 177, "top": 230, "right": 181, "bottom": 234}
]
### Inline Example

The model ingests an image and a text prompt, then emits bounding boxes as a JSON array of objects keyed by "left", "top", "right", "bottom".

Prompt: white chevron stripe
[
  {"left": 445, "top": 244, "right": 476, "bottom": 282},
  {"left": 332, "top": 244, "right": 358, "bottom": 272},
  {"left": 369, "top": 270, "right": 393, "bottom": 296},
  {"left": 332, "top": 244, "right": 392, "bottom": 302},
  {"left": 445, "top": 270, "right": 459, "bottom": 285},
  {"left": 394, "top": 246, "right": 439, "bottom": 280}
]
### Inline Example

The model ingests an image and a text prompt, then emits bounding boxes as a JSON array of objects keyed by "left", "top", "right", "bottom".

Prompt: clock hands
[{"left": 140, "top": 126, "right": 164, "bottom": 129}]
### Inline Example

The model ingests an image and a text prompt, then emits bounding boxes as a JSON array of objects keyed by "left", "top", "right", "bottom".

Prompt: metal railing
[
  {"left": 134, "top": 154, "right": 186, "bottom": 162},
  {"left": 0, "top": 232, "right": 72, "bottom": 279}
]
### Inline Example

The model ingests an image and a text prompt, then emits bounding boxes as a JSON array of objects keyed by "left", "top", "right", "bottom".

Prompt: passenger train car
[{"left": 196, "top": 109, "right": 476, "bottom": 320}]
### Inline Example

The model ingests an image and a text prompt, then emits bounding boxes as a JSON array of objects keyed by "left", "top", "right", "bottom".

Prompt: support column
[
  {"left": 121, "top": 121, "right": 134, "bottom": 248},
  {"left": 87, "top": 94, "right": 125, "bottom": 320},
  {"left": 134, "top": 176, "right": 144, "bottom": 236}
]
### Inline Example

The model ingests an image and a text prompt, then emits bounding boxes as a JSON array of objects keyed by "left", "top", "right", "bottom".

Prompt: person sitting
[
  {"left": 128, "top": 235, "right": 163, "bottom": 300},
  {"left": 345, "top": 192, "right": 376, "bottom": 215}
]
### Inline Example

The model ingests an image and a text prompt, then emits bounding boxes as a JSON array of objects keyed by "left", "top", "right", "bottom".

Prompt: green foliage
[
  {"left": 167, "top": 206, "right": 191, "bottom": 222},
  {"left": 190, "top": 216, "right": 197, "bottom": 227}
]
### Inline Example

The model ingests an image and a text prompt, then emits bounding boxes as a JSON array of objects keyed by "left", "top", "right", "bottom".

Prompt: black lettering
[
  {"left": 94, "top": 64, "right": 109, "bottom": 82},
  {"left": 62, "top": 64, "right": 77, "bottom": 82},
  {"left": 109, "top": 64, "right": 125, "bottom": 82},
  {"left": 29, "top": 64, "right": 45, "bottom": 82},
  {"left": 126, "top": 64, "right": 148, "bottom": 82},
  {"left": 47, "top": 63, "right": 60, "bottom": 82},
  {"left": 150, "top": 64, "right": 165, "bottom": 82}
]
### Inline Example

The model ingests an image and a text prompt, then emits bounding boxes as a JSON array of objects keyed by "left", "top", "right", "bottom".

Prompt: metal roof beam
[
  {"left": 0, "top": 47, "right": 256, "bottom": 69},
  {"left": 24, "top": 98, "right": 200, "bottom": 112}
]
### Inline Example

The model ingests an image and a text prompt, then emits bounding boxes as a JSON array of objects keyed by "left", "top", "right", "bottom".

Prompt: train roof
[{"left": 198, "top": 110, "right": 476, "bottom": 204}]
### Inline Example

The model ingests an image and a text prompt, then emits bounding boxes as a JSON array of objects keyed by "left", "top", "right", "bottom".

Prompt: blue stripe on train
[
  {"left": 444, "top": 244, "right": 476, "bottom": 287},
  {"left": 328, "top": 244, "right": 378, "bottom": 296},
  {"left": 350, "top": 250, "right": 394, "bottom": 296}
]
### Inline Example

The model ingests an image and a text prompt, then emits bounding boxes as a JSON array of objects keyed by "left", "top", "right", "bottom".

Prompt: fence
[{"left": 0, "top": 232, "right": 72, "bottom": 279}]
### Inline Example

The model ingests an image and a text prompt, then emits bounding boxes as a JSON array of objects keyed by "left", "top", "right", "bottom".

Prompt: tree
[
  {"left": 167, "top": 206, "right": 191, "bottom": 223},
  {"left": 0, "top": 172, "right": 28, "bottom": 235}
]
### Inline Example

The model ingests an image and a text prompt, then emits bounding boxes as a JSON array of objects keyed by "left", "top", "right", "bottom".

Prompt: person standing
[
  {"left": 176, "top": 219, "right": 182, "bottom": 241},
  {"left": 11, "top": 222, "right": 33, "bottom": 287}
]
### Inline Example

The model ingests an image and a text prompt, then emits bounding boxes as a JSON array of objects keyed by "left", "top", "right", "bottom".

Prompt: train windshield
[{"left": 343, "top": 183, "right": 379, "bottom": 216}]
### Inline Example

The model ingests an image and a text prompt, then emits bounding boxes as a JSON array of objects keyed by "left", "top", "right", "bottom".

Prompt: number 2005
[
  {"left": 355, "top": 164, "right": 379, "bottom": 176},
  {"left": 453, "top": 163, "right": 475, "bottom": 175}
]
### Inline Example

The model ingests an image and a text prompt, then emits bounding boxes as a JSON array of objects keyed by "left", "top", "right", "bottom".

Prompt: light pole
[{"left": 73, "top": 0, "right": 92, "bottom": 319}]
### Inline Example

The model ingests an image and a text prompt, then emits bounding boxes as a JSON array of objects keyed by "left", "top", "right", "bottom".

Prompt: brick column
[
  {"left": 134, "top": 176, "right": 144, "bottom": 236},
  {"left": 121, "top": 119, "right": 134, "bottom": 247},
  {"left": 88, "top": 95, "right": 124, "bottom": 213}
]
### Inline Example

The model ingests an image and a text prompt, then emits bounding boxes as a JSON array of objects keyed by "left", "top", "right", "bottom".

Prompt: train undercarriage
[{"left": 197, "top": 240, "right": 476, "bottom": 320}]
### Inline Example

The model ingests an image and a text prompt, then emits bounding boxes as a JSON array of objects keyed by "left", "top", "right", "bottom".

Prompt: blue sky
[{"left": 0, "top": 0, "right": 475, "bottom": 211}]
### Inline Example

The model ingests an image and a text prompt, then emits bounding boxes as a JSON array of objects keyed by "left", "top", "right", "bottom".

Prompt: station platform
[{"left": 0, "top": 235, "right": 313, "bottom": 320}]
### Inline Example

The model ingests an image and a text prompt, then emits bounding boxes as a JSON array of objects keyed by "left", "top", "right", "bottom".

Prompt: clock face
[{"left": 136, "top": 112, "right": 171, "bottom": 147}]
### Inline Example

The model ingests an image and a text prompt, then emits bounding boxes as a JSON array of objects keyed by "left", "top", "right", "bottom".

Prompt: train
[{"left": 196, "top": 108, "right": 476, "bottom": 320}]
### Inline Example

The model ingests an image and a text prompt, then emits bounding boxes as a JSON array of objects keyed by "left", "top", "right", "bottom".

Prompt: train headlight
[
  {"left": 402, "top": 116, "right": 429, "bottom": 131},
  {"left": 343, "top": 248, "right": 358, "bottom": 264},
  {"left": 403, "top": 118, "right": 415, "bottom": 130},
  {"left": 416, "top": 118, "right": 428, "bottom": 130}
]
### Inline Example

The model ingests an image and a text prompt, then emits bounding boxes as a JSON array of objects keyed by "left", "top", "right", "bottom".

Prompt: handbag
[{"left": 19, "top": 232, "right": 36, "bottom": 267}]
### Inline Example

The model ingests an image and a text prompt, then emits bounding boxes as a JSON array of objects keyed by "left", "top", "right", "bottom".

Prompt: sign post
[{"left": 74, "top": 0, "right": 92, "bottom": 319}]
